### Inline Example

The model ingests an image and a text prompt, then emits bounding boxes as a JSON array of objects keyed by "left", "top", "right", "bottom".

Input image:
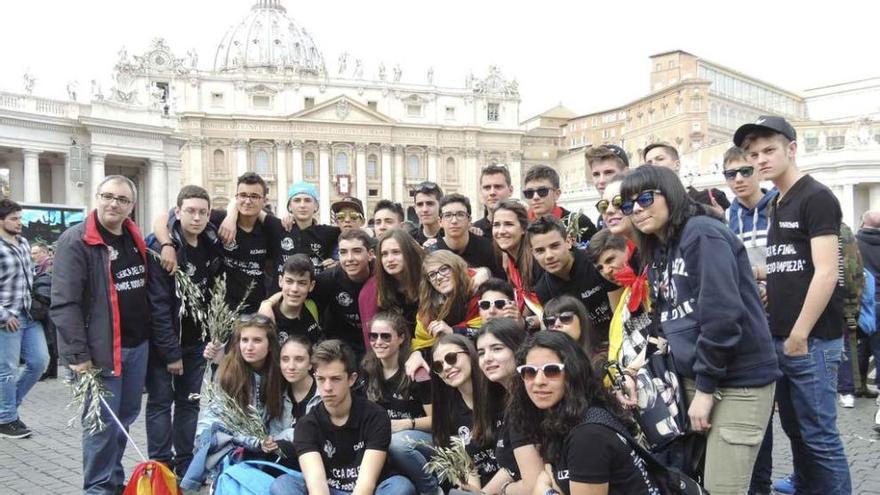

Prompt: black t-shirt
[
  {"left": 495, "top": 419, "right": 530, "bottom": 481},
  {"left": 411, "top": 225, "right": 443, "bottom": 246},
  {"left": 535, "top": 249, "right": 617, "bottom": 342},
  {"left": 210, "top": 210, "right": 283, "bottom": 313},
  {"left": 293, "top": 395, "right": 392, "bottom": 492},
  {"left": 289, "top": 379, "right": 318, "bottom": 428},
  {"left": 373, "top": 368, "right": 431, "bottom": 420},
  {"left": 448, "top": 392, "right": 499, "bottom": 486},
  {"left": 312, "top": 266, "right": 367, "bottom": 356},
  {"left": 554, "top": 423, "right": 659, "bottom": 495},
  {"left": 766, "top": 175, "right": 844, "bottom": 339},
  {"left": 433, "top": 234, "right": 505, "bottom": 279},
  {"left": 273, "top": 300, "right": 323, "bottom": 345},
  {"left": 180, "top": 240, "right": 214, "bottom": 346},
  {"left": 280, "top": 222, "right": 340, "bottom": 276},
  {"left": 98, "top": 223, "right": 149, "bottom": 348},
  {"left": 473, "top": 217, "right": 493, "bottom": 239}
]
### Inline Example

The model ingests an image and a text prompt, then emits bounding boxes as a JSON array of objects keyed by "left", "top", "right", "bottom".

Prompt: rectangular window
[
  {"left": 487, "top": 103, "right": 500, "bottom": 122},
  {"left": 828, "top": 134, "right": 845, "bottom": 150},
  {"left": 368, "top": 188, "right": 379, "bottom": 197},
  {"left": 804, "top": 131, "right": 818, "bottom": 152},
  {"left": 367, "top": 101, "right": 377, "bottom": 111},
  {"left": 304, "top": 97, "right": 315, "bottom": 109},
  {"left": 252, "top": 95, "right": 271, "bottom": 108},
  {"left": 407, "top": 104, "right": 422, "bottom": 117},
  {"left": 211, "top": 92, "right": 224, "bottom": 106},
  {"left": 446, "top": 106, "right": 456, "bottom": 119}
]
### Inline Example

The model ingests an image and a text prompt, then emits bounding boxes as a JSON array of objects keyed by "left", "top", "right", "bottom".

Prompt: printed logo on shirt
[
  {"left": 108, "top": 246, "right": 119, "bottom": 261},
  {"left": 556, "top": 469, "right": 569, "bottom": 481},
  {"left": 352, "top": 441, "right": 365, "bottom": 452},
  {"left": 323, "top": 440, "right": 336, "bottom": 459},
  {"left": 336, "top": 292, "right": 353, "bottom": 307},
  {"left": 223, "top": 240, "right": 238, "bottom": 252},
  {"left": 457, "top": 425, "right": 472, "bottom": 445},
  {"left": 185, "top": 262, "right": 196, "bottom": 277},
  {"left": 580, "top": 286, "right": 601, "bottom": 299},
  {"left": 779, "top": 221, "right": 800, "bottom": 229},
  {"left": 281, "top": 236, "right": 295, "bottom": 251}
]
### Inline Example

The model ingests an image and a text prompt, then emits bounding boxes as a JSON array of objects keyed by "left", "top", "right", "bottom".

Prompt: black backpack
[{"left": 582, "top": 407, "right": 708, "bottom": 495}]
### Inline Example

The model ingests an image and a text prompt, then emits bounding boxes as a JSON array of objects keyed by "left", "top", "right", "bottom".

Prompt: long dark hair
[
  {"left": 361, "top": 311, "right": 413, "bottom": 403},
  {"left": 430, "top": 334, "right": 494, "bottom": 448},
  {"left": 218, "top": 315, "right": 285, "bottom": 420},
  {"left": 492, "top": 200, "right": 535, "bottom": 290},
  {"left": 508, "top": 331, "right": 626, "bottom": 461},
  {"left": 376, "top": 229, "right": 424, "bottom": 309},
  {"left": 476, "top": 319, "right": 526, "bottom": 440},
  {"left": 543, "top": 295, "right": 594, "bottom": 357}
]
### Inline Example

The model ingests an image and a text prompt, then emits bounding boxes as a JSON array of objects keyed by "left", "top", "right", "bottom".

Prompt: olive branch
[{"left": 66, "top": 367, "right": 112, "bottom": 435}]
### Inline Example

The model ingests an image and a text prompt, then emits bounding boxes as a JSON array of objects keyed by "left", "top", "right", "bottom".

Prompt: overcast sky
[{"left": 2, "top": 0, "right": 877, "bottom": 119}]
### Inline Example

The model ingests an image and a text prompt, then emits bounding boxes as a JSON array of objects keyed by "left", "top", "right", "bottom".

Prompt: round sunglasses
[
  {"left": 431, "top": 350, "right": 469, "bottom": 375},
  {"left": 596, "top": 195, "right": 623, "bottom": 215},
  {"left": 620, "top": 190, "right": 663, "bottom": 216}
]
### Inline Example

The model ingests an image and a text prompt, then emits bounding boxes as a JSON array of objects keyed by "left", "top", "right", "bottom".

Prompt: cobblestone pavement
[{"left": 1, "top": 371, "right": 879, "bottom": 494}]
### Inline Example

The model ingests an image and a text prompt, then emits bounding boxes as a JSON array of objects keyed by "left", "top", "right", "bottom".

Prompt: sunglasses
[
  {"left": 621, "top": 190, "right": 663, "bottom": 216},
  {"left": 426, "top": 264, "right": 452, "bottom": 282},
  {"left": 522, "top": 187, "right": 553, "bottom": 200},
  {"left": 431, "top": 351, "right": 469, "bottom": 374},
  {"left": 542, "top": 311, "right": 575, "bottom": 328},
  {"left": 368, "top": 332, "right": 393, "bottom": 343},
  {"left": 238, "top": 313, "right": 273, "bottom": 325},
  {"left": 516, "top": 363, "right": 565, "bottom": 381},
  {"left": 722, "top": 166, "right": 756, "bottom": 180},
  {"left": 335, "top": 211, "right": 364, "bottom": 222},
  {"left": 478, "top": 299, "right": 514, "bottom": 311},
  {"left": 595, "top": 195, "right": 623, "bottom": 215},
  {"left": 410, "top": 181, "right": 441, "bottom": 197}
]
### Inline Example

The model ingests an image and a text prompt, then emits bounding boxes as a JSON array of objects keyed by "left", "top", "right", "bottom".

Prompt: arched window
[
  {"left": 255, "top": 149, "right": 270, "bottom": 174},
  {"left": 213, "top": 149, "right": 226, "bottom": 174},
  {"left": 444, "top": 157, "right": 456, "bottom": 182},
  {"left": 407, "top": 154, "right": 421, "bottom": 178},
  {"left": 335, "top": 151, "right": 350, "bottom": 175},
  {"left": 304, "top": 152, "right": 316, "bottom": 178},
  {"left": 367, "top": 154, "right": 378, "bottom": 179}
]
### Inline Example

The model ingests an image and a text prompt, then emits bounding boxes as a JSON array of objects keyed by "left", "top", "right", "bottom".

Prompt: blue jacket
[
  {"left": 727, "top": 188, "right": 778, "bottom": 266},
  {"left": 650, "top": 215, "right": 781, "bottom": 394}
]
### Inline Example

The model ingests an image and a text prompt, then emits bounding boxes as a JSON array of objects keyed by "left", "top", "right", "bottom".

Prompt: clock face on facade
[{"left": 151, "top": 53, "right": 167, "bottom": 68}]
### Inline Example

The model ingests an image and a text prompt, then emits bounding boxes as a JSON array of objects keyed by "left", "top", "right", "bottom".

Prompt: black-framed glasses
[
  {"left": 97, "top": 192, "right": 133, "bottom": 207},
  {"left": 409, "top": 181, "right": 441, "bottom": 198},
  {"left": 431, "top": 351, "right": 469, "bottom": 374},
  {"left": 478, "top": 299, "right": 514, "bottom": 311},
  {"left": 522, "top": 187, "right": 553, "bottom": 200},
  {"left": 426, "top": 265, "right": 452, "bottom": 282},
  {"left": 440, "top": 211, "right": 470, "bottom": 221},
  {"left": 236, "top": 192, "right": 264, "bottom": 202},
  {"left": 368, "top": 332, "right": 393, "bottom": 343},
  {"left": 621, "top": 190, "right": 663, "bottom": 216},
  {"left": 542, "top": 311, "right": 575, "bottom": 328},
  {"left": 516, "top": 362, "right": 565, "bottom": 381},
  {"left": 722, "top": 166, "right": 756, "bottom": 181},
  {"left": 596, "top": 195, "right": 623, "bottom": 215}
]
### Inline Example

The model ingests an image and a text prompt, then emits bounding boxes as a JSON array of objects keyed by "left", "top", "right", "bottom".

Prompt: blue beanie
[{"left": 288, "top": 181, "right": 319, "bottom": 202}]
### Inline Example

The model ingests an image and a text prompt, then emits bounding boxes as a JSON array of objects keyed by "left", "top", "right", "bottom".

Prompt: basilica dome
[{"left": 214, "top": 0, "right": 325, "bottom": 75}]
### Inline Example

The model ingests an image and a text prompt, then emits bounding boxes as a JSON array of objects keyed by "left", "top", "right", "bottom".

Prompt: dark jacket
[
  {"left": 51, "top": 211, "right": 152, "bottom": 376},
  {"left": 145, "top": 210, "right": 223, "bottom": 363},
  {"left": 857, "top": 227, "right": 880, "bottom": 305},
  {"left": 650, "top": 215, "right": 780, "bottom": 393}
]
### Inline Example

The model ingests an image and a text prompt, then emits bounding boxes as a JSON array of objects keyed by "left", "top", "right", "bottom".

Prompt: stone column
[
  {"left": 234, "top": 139, "right": 248, "bottom": 176},
  {"left": 166, "top": 160, "right": 182, "bottom": 209},
  {"left": 394, "top": 145, "right": 405, "bottom": 203},
  {"left": 464, "top": 148, "right": 479, "bottom": 201},
  {"left": 318, "top": 142, "right": 331, "bottom": 223},
  {"left": 188, "top": 138, "right": 204, "bottom": 186},
  {"left": 64, "top": 152, "right": 81, "bottom": 206},
  {"left": 51, "top": 160, "right": 65, "bottom": 204},
  {"left": 275, "top": 140, "right": 289, "bottom": 214},
  {"left": 380, "top": 145, "right": 393, "bottom": 200},
  {"left": 509, "top": 150, "right": 523, "bottom": 199},
  {"left": 291, "top": 140, "right": 304, "bottom": 185},
  {"left": 89, "top": 153, "right": 106, "bottom": 209},
  {"left": 840, "top": 183, "right": 855, "bottom": 228},
  {"left": 427, "top": 147, "right": 438, "bottom": 183},
  {"left": 869, "top": 184, "right": 880, "bottom": 212},
  {"left": 148, "top": 159, "right": 168, "bottom": 230},
  {"left": 23, "top": 149, "right": 41, "bottom": 203},
  {"left": 355, "top": 143, "right": 368, "bottom": 202}
]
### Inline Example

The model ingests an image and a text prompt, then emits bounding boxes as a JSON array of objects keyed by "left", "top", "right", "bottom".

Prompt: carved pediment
[
  {"left": 290, "top": 95, "right": 395, "bottom": 124},
  {"left": 245, "top": 84, "right": 280, "bottom": 95}
]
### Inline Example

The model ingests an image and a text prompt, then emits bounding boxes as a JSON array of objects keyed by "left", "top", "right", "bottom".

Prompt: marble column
[
  {"left": 51, "top": 161, "right": 65, "bottom": 204},
  {"left": 234, "top": 139, "right": 248, "bottom": 176},
  {"left": 840, "top": 183, "right": 855, "bottom": 229},
  {"left": 380, "top": 145, "right": 393, "bottom": 200},
  {"left": 464, "top": 149, "right": 479, "bottom": 202},
  {"left": 355, "top": 143, "right": 368, "bottom": 202},
  {"left": 149, "top": 159, "right": 168, "bottom": 230},
  {"left": 23, "top": 149, "right": 41, "bottom": 203},
  {"left": 291, "top": 140, "right": 304, "bottom": 185},
  {"left": 166, "top": 160, "right": 182, "bottom": 210},
  {"left": 64, "top": 152, "right": 81, "bottom": 207},
  {"left": 188, "top": 138, "right": 204, "bottom": 186},
  {"left": 394, "top": 145, "right": 405, "bottom": 203},
  {"left": 509, "top": 151, "right": 523, "bottom": 199},
  {"left": 318, "top": 142, "right": 331, "bottom": 223},
  {"left": 427, "top": 147, "right": 438, "bottom": 183},
  {"left": 89, "top": 153, "right": 106, "bottom": 209},
  {"left": 275, "top": 140, "right": 289, "bottom": 214},
  {"left": 869, "top": 184, "right": 880, "bottom": 212}
]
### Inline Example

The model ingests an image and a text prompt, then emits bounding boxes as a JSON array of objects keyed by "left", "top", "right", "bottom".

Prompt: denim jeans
[
  {"left": 857, "top": 329, "right": 880, "bottom": 387},
  {"left": 0, "top": 315, "right": 48, "bottom": 423},
  {"left": 82, "top": 342, "right": 149, "bottom": 495},
  {"left": 837, "top": 331, "right": 856, "bottom": 394},
  {"left": 270, "top": 472, "right": 416, "bottom": 495},
  {"left": 774, "top": 336, "right": 851, "bottom": 495},
  {"left": 145, "top": 342, "right": 206, "bottom": 477},
  {"left": 388, "top": 429, "right": 438, "bottom": 493}
]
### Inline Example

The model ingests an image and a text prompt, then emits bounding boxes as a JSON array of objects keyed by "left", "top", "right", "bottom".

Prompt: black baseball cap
[
  {"left": 733, "top": 116, "right": 797, "bottom": 148},
  {"left": 331, "top": 196, "right": 364, "bottom": 215},
  {"left": 603, "top": 144, "right": 629, "bottom": 167}
]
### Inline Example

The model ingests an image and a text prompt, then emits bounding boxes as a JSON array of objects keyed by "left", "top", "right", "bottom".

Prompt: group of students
[{"left": 48, "top": 113, "right": 857, "bottom": 495}]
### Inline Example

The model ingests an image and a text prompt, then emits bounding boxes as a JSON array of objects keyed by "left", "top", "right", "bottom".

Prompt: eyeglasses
[
  {"left": 431, "top": 351, "right": 469, "bottom": 374},
  {"left": 441, "top": 211, "right": 470, "bottom": 221},
  {"left": 542, "top": 311, "right": 575, "bottom": 328},
  {"left": 620, "top": 190, "right": 663, "bottom": 216},
  {"left": 368, "top": 332, "right": 394, "bottom": 343},
  {"left": 181, "top": 207, "right": 209, "bottom": 218},
  {"left": 410, "top": 181, "right": 441, "bottom": 198},
  {"left": 522, "top": 187, "right": 553, "bottom": 200},
  {"left": 722, "top": 166, "right": 756, "bottom": 181},
  {"left": 478, "top": 299, "right": 514, "bottom": 311},
  {"left": 97, "top": 192, "right": 133, "bottom": 207},
  {"left": 236, "top": 192, "right": 264, "bottom": 202},
  {"left": 516, "top": 363, "right": 565, "bottom": 381},
  {"left": 426, "top": 265, "right": 452, "bottom": 282},
  {"left": 335, "top": 211, "right": 364, "bottom": 222},
  {"left": 595, "top": 195, "right": 623, "bottom": 215}
]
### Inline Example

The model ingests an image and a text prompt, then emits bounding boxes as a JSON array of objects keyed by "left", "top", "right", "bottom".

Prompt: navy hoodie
[
  {"left": 726, "top": 188, "right": 778, "bottom": 267},
  {"left": 650, "top": 215, "right": 780, "bottom": 394}
]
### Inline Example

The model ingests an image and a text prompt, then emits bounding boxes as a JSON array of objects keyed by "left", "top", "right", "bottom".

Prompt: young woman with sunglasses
[
  {"left": 475, "top": 319, "right": 543, "bottom": 495},
  {"left": 542, "top": 295, "right": 596, "bottom": 362},
  {"left": 359, "top": 229, "right": 424, "bottom": 348},
  {"left": 360, "top": 312, "right": 438, "bottom": 495},
  {"left": 491, "top": 200, "right": 543, "bottom": 317},
  {"left": 269, "top": 334, "right": 320, "bottom": 464},
  {"left": 509, "top": 331, "right": 659, "bottom": 495},
  {"left": 430, "top": 334, "right": 500, "bottom": 489},
  {"left": 620, "top": 165, "right": 780, "bottom": 494}
]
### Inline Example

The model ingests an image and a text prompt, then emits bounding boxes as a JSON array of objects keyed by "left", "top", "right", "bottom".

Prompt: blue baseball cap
[{"left": 288, "top": 181, "right": 319, "bottom": 202}]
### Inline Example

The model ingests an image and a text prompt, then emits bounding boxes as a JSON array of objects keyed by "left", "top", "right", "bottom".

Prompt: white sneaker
[
  {"left": 839, "top": 394, "right": 855, "bottom": 408},
  {"left": 874, "top": 406, "right": 880, "bottom": 433}
]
